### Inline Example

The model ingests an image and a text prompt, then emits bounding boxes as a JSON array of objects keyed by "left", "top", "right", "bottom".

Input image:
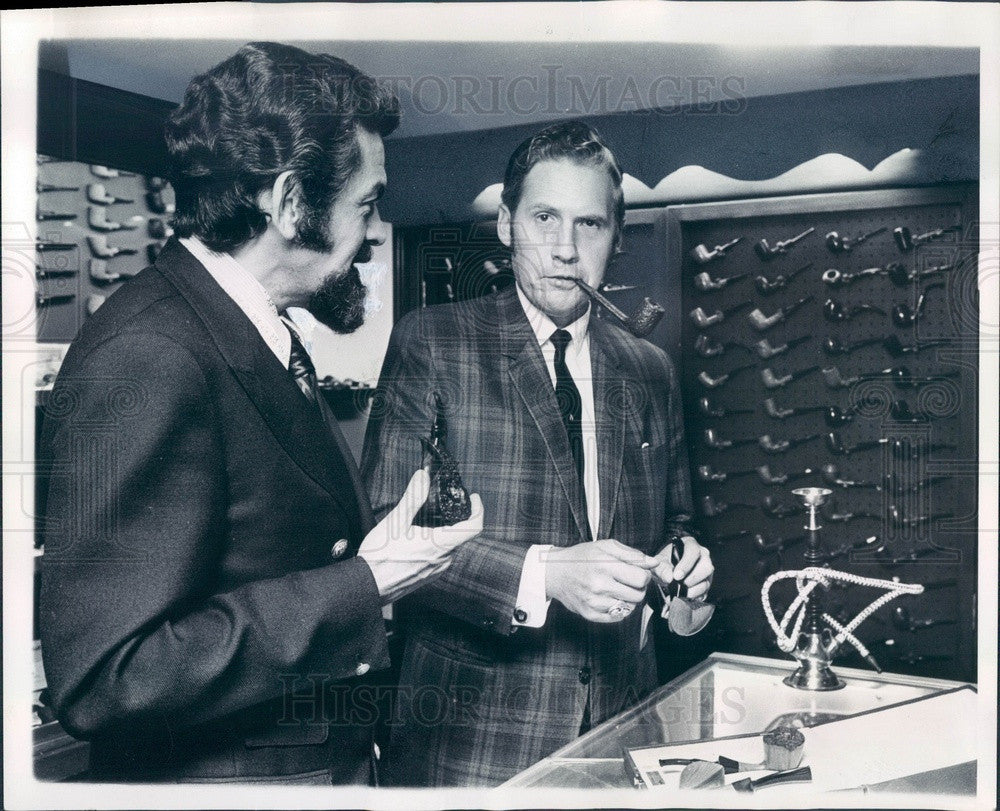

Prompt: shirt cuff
[{"left": 513, "top": 544, "right": 554, "bottom": 627}]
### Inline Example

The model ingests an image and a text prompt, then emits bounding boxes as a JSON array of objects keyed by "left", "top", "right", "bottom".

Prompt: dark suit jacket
[
  {"left": 39, "top": 239, "right": 390, "bottom": 783},
  {"left": 361, "top": 288, "right": 694, "bottom": 786}
]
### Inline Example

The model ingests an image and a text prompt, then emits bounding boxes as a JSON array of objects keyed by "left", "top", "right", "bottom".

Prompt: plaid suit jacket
[{"left": 361, "top": 287, "right": 693, "bottom": 786}]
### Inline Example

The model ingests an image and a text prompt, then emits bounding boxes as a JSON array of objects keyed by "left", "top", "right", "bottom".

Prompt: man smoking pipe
[
  {"left": 754, "top": 227, "right": 815, "bottom": 260},
  {"left": 755, "top": 263, "right": 811, "bottom": 295},
  {"left": 690, "top": 236, "right": 742, "bottom": 264},
  {"left": 822, "top": 298, "right": 886, "bottom": 323},
  {"left": 756, "top": 335, "right": 810, "bottom": 359},
  {"left": 826, "top": 227, "right": 887, "bottom": 253},
  {"left": 748, "top": 295, "right": 813, "bottom": 331}
]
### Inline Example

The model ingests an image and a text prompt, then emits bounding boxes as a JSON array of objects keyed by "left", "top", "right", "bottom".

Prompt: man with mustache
[
  {"left": 363, "top": 121, "right": 712, "bottom": 786},
  {"left": 38, "top": 42, "right": 482, "bottom": 785}
]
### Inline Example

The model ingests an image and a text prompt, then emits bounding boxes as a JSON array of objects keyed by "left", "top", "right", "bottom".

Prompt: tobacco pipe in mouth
[{"left": 551, "top": 276, "right": 664, "bottom": 337}]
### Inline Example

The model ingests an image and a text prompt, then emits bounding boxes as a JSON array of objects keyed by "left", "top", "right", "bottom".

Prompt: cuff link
[{"left": 513, "top": 608, "right": 528, "bottom": 623}]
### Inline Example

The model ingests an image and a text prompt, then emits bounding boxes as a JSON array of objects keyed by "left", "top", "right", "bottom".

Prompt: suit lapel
[
  {"left": 496, "top": 290, "right": 591, "bottom": 544},
  {"left": 154, "top": 239, "right": 364, "bottom": 520},
  {"left": 590, "top": 317, "right": 627, "bottom": 541}
]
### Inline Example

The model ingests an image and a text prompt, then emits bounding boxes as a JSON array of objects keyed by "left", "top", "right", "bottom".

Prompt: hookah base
[{"left": 783, "top": 662, "right": 846, "bottom": 691}]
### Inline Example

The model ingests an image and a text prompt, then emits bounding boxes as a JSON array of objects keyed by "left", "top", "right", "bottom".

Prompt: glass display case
[{"left": 502, "top": 652, "right": 975, "bottom": 794}]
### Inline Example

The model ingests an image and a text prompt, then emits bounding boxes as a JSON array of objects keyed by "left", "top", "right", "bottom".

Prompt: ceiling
[{"left": 39, "top": 39, "right": 978, "bottom": 140}]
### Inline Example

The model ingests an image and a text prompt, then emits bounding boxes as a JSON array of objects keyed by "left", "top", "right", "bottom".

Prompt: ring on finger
[{"left": 608, "top": 600, "right": 632, "bottom": 618}]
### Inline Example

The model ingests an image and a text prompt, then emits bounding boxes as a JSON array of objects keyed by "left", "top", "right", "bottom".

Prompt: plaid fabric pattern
[{"left": 361, "top": 288, "right": 693, "bottom": 786}]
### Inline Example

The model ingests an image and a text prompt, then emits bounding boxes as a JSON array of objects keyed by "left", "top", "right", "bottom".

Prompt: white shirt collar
[
  {"left": 515, "top": 283, "right": 591, "bottom": 351},
  {"left": 180, "top": 236, "right": 292, "bottom": 367}
]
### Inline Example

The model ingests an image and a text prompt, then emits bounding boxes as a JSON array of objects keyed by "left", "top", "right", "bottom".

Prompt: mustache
[{"left": 353, "top": 243, "right": 373, "bottom": 265}]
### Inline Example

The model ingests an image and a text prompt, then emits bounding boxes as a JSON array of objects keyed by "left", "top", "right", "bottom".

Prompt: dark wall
[{"left": 380, "top": 74, "right": 979, "bottom": 225}]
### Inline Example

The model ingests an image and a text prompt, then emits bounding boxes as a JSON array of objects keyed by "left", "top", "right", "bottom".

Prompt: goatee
[{"left": 309, "top": 262, "right": 368, "bottom": 334}]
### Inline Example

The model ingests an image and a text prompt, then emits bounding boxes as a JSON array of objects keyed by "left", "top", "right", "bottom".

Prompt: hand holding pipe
[
  {"left": 822, "top": 336, "right": 885, "bottom": 356},
  {"left": 756, "top": 335, "right": 810, "bottom": 359},
  {"left": 693, "top": 271, "right": 749, "bottom": 291},
  {"left": 761, "top": 364, "right": 819, "bottom": 389},
  {"left": 689, "top": 300, "right": 752, "bottom": 328},
  {"left": 825, "top": 227, "right": 887, "bottom": 253},
  {"left": 697, "top": 396, "right": 753, "bottom": 417},
  {"left": 698, "top": 362, "right": 755, "bottom": 389},
  {"left": 694, "top": 334, "right": 753, "bottom": 358},
  {"left": 754, "top": 227, "right": 815, "bottom": 260},
  {"left": 748, "top": 295, "right": 814, "bottom": 331},
  {"left": 759, "top": 433, "right": 820, "bottom": 454},
  {"left": 690, "top": 236, "right": 742, "bottom": 264},
  {"left": 822, "top": 298, "right": 886, "bottom": 322},
  {"left": 754, "top": 262, "right": 811, "bottom": 295},
  {"left": 551, "top": 276, "right": 665, "bottom": 337},
  {"left": 893, "top": 225, "right": 959, "bottom": 252}
]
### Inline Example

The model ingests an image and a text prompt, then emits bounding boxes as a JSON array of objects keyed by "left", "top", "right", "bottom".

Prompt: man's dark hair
[
  {"left": 500, "top": 120, "right": 625, "bottom": 237},
  {"left": 165, "top": 41, "right": 399, "bottom": 253}
]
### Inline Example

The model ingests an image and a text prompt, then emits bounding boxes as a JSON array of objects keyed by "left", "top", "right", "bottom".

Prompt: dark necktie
[
  {"left": 550, "top": 329, "right": 587, "bottom": 492},
  {"left": 283, "top": 319, "right": 375, "bottom": 532},
  {"left": 286, "top": 326, "right": 321, "bottom": 408}
]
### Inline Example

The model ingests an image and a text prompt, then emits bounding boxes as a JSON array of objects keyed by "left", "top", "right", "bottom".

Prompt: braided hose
[{"left": 762, "top": 567, "right": 924, "bottom": 659}]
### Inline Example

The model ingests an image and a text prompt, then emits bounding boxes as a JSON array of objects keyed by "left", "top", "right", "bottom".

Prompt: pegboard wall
[
  {"left": 34, "top": 156, "right": 176, "bottom": 344},
  {"left": 667, "top": 185, "right": 979, "bottom": 683}
]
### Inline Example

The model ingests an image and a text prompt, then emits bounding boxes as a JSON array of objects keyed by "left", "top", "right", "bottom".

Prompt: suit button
[
  {"left": 331, "top": 539, "right": 349, "bottom": 559},
  {"left": 578, "top": 666, "right": 591, "bottom": 685},
  {"left": 513, "top": 608, "right": 528, "bottom": 623},
  {"left": 355, "top": 662, "right": 370, "bottom": 676}
]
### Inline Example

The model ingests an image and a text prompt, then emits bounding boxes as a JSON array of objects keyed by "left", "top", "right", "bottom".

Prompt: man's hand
[
  {"left": 652, "top": 536, "right": 714, "bottom": 601},
  {"left": 544, "top": 539, "right": 659, "bottom": 623},
  {"left": 358, "top": 468, "right": 484, "bottom": 605}
]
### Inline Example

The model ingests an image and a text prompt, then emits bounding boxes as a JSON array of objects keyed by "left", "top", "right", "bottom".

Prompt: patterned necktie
[
  {"left": 286, "top": 326, "right": 320, "bottom": 408},
  {"left": 550, "top": 329, "right": 586, "bottom": 491}
]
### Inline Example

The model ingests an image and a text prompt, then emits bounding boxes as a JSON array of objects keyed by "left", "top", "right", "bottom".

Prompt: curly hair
[
  {"left": 165, "top": 41, "right": 399, "bottom": 253},
  {"left": 500, "top": 120, "right": 625, "bottom": 237}
]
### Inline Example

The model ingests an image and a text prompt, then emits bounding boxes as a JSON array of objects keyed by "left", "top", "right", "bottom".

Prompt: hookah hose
[{"left": 761, "top": 568, "right": 924, "bottom": 664}]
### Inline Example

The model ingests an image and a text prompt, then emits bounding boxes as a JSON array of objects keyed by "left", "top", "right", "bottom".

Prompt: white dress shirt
[
  {"left": 512, "top": 285, "right": 600, "bottom": 627},
  {"left": 180, "top": 236, "right": 318, "bottom": 365}
]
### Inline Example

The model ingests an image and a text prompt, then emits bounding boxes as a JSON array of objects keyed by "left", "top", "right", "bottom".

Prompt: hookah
[{"left": 760, "top": 487, "right": 924, "bottom": 690}]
